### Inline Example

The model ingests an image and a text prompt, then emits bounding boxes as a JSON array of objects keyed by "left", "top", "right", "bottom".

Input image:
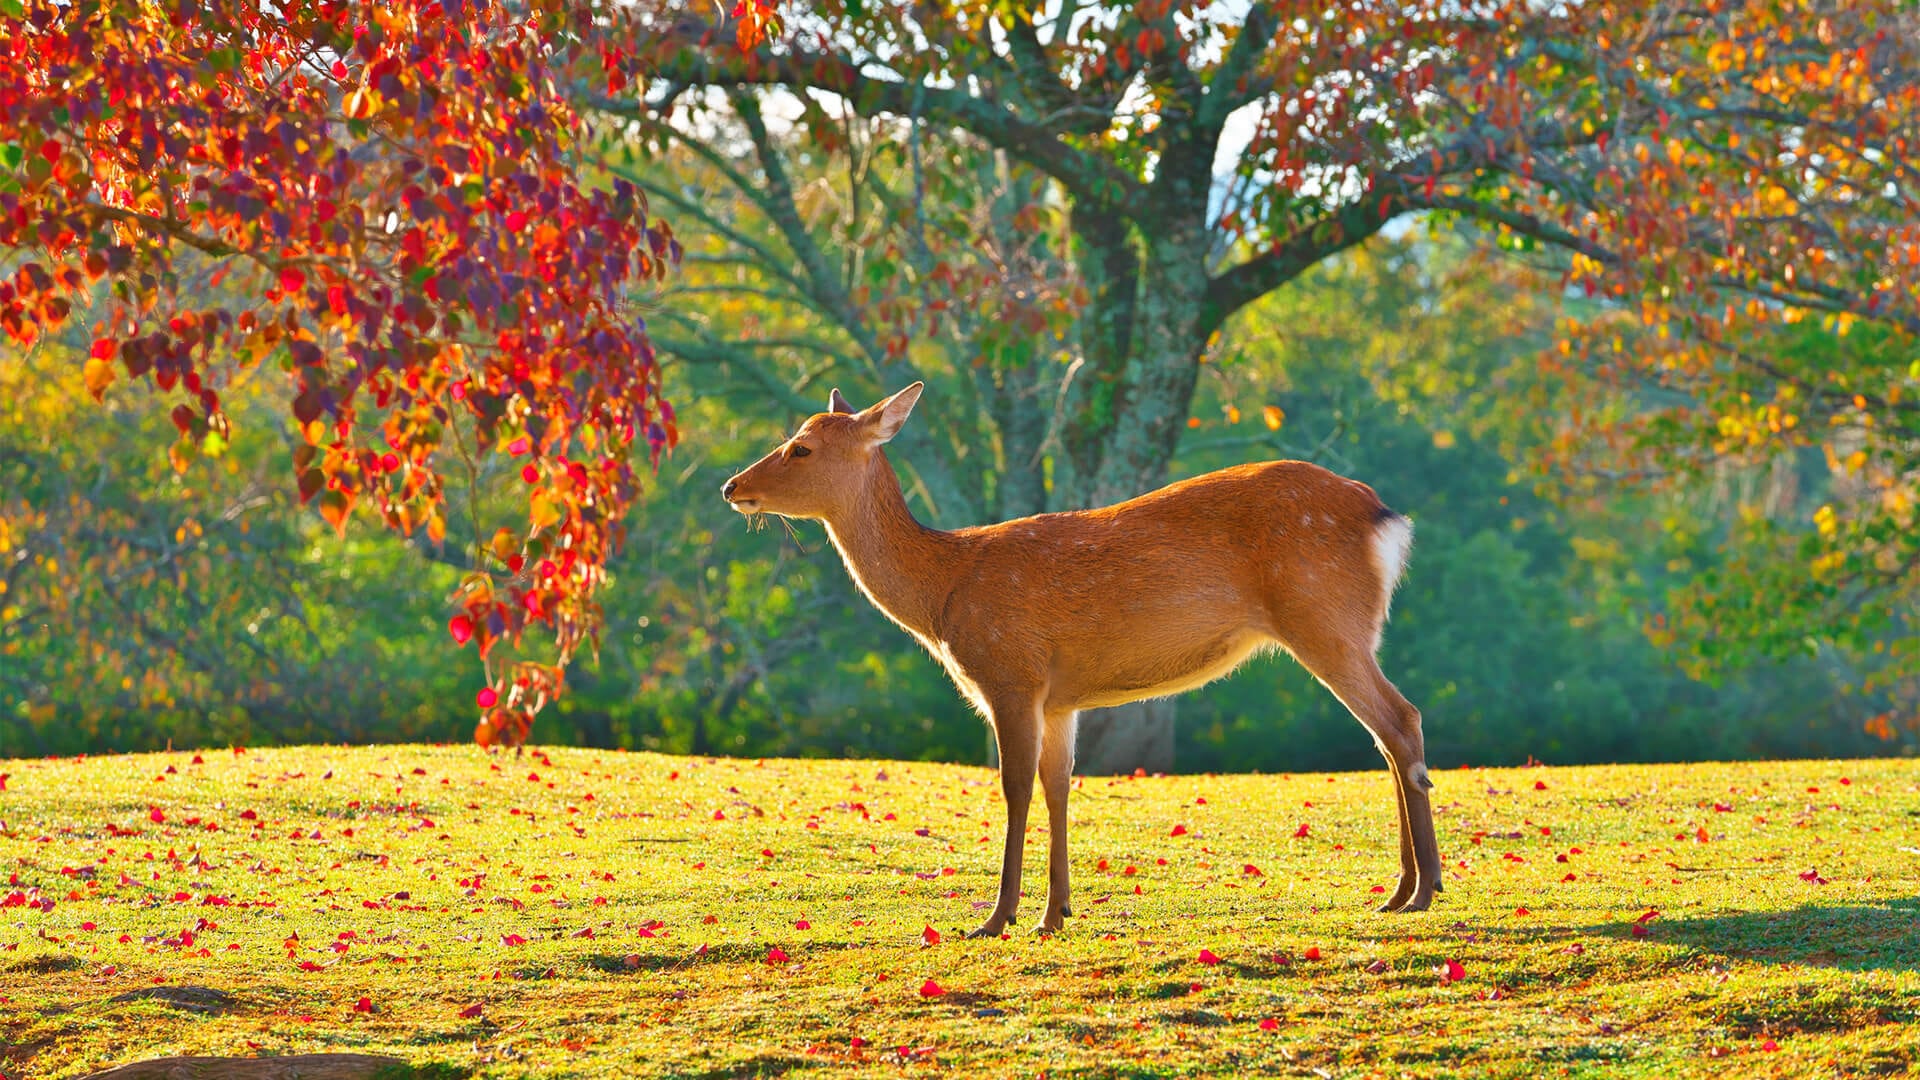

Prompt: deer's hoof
[
  {"left": 1391, "top": 887, "right": 1437, "bottom": 913},
  {"left": 1375, "top": 877, "right": 1417, "bottom": 913},
  {"left": 966, "top": 919, "right": 1010, "bottom": 940}
]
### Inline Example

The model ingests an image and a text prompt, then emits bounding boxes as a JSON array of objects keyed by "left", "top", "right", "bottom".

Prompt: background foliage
[
  {"left": 4, "top": 239, "right": 1901, "bottom": 766},
  {"left": 3, "top": 0, "right": 1915, "bottom": 767}
]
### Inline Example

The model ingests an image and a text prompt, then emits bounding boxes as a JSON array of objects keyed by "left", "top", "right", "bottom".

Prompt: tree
[
  {"left": 609, "top": 101, "right": 1076, "bottom": 527},
  {"left": 627, "top": 0, "right": 1920, "bottom": 766},
  {"left": 0, "top": 0, "right": 768, "bottom": 745}
]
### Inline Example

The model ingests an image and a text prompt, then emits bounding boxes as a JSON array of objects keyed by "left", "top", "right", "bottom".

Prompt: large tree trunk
[
  {"left": 1052, "top": 203, "right": 1213, "bottom": 774},
  {"left": 1076, "top": 698, "right": 1176, "bottom": 774}
]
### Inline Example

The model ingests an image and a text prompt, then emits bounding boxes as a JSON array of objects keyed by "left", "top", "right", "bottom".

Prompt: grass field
[{"left": 1, "top": 746, "right": 1916, "bottom": 1078}]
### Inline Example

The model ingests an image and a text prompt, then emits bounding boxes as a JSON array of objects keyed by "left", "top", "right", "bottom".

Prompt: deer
[{"left": 722, "top": 383, "right": 1441, "bottom": 937}]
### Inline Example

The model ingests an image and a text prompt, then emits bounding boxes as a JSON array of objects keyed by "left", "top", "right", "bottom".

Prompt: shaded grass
[{"left": 0, "top": 747, "right": 1916, "bottom": 1077}]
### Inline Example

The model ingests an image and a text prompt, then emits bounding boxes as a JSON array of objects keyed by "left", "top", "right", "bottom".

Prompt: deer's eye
[{"left": 788, "top": 444, "right": 812, "bottom": 459}]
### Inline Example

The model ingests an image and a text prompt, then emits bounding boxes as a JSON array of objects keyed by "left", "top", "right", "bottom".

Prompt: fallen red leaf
[
  {"left": 919, "top": 978, "right": 944, "bottom": 997},
  {"left": 1197, "top": 949, "right": 1222, "bottom": 966},
  {"left": 922, "top": 925, "right": 941, "bottom": 946},
  {"left": 459, "top": 1003, "right": 484, "bottom": 1018}
]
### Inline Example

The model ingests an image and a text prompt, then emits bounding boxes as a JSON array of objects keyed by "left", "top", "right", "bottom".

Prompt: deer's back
[{"left": 933, "top": 461, "right": 1396, "bottom": 707}]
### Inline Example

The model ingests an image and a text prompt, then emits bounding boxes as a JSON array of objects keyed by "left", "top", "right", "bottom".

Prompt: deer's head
[{"left": 722, "top": 382, "right": 923, "bottom": 520}]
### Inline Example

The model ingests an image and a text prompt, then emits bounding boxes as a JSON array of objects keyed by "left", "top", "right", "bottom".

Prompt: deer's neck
[{"left": 822, "top": 452, "right": 958, "bottom": 639}]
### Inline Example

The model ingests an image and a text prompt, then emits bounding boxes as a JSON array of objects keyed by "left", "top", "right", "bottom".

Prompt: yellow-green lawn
[{"left": 1, "top": 746, "right": 1916, "bottom": 1077}]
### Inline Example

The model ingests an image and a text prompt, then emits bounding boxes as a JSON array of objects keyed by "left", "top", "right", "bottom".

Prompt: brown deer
[{"left": 722, "top": 383, "right": 1441, "bottom": 936}]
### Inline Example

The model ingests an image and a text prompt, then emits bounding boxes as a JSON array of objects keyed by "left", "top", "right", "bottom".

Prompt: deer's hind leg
[{"left": 1286, "top": 634, "right": 1442, "bottom": 913}]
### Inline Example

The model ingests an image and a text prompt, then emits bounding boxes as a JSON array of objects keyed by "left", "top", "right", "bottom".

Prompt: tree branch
[{"left": 620, "top": 46, "right": 1149, "bottom": 218}]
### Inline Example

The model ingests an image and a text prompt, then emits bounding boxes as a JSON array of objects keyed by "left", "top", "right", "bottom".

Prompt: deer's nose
[{"left": 721, "top": 478, "right": 739, "bottom": 500}]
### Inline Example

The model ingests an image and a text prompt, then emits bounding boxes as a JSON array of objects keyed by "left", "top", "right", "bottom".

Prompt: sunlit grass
[{"left": 2, "top": 746, "right": 1915, "bottom": 1077}]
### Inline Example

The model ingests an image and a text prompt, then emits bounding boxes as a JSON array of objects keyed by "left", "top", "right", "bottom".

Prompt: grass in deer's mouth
[{"left": 2, "top": 747, "right": 1916, "bottom": 1078}]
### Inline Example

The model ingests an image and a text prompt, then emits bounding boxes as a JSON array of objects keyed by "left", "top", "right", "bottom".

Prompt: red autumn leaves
[{"left": 0, "top": 0, "right": 695, "bottom": 749}]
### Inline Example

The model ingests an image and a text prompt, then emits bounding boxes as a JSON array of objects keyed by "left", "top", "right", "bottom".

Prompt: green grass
[{"left": 1, "top": 746, "right": 1916, "bottom": 1078}]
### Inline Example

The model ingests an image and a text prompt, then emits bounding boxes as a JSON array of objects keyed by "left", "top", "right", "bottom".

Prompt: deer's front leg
[{"left": 969, "top": 698, "right": 1041, "bottom": 940}]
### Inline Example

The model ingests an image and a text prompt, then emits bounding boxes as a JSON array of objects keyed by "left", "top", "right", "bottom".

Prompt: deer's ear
[
  {"left": 863, "top": 382, "right": 923, "bottom": 444},
  {"left": 829, "top": 388, "right": 855, "bottom": 414}
]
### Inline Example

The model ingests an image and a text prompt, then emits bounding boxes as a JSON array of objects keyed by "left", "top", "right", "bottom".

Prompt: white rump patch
[{"left": 1370, "top": 515, "right": 1414, "bottom": 651}]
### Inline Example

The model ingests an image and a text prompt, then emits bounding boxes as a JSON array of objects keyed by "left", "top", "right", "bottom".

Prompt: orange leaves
[
  {"left": 82, "top": 354, "right": 114, "bottom": 402},
  {"left": 731, "top": 0, "right": 780, "bottom": 50}
]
